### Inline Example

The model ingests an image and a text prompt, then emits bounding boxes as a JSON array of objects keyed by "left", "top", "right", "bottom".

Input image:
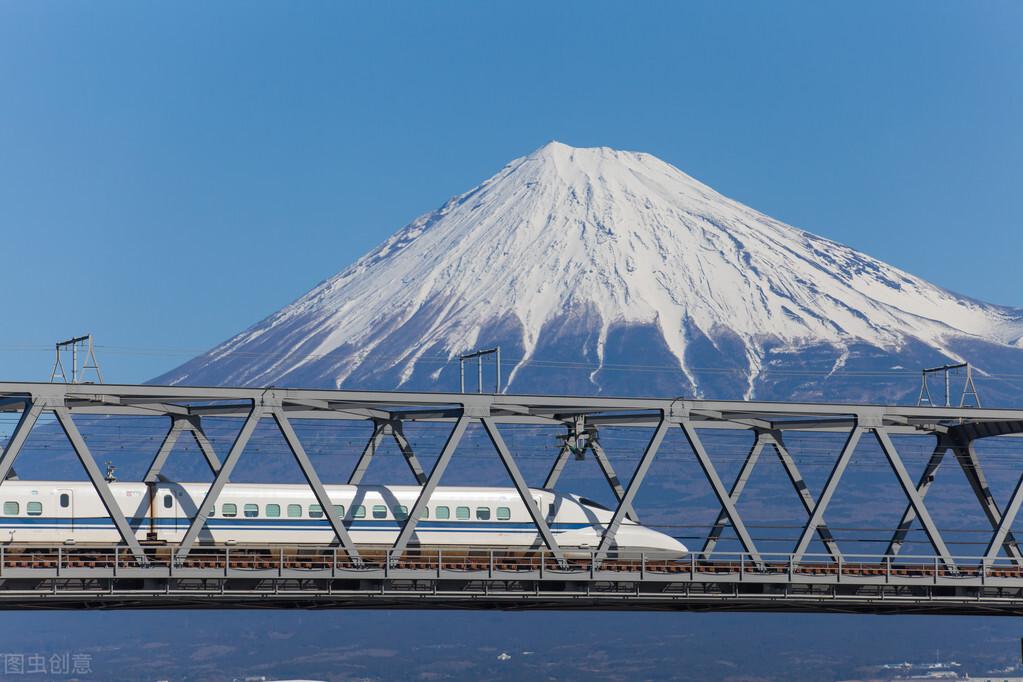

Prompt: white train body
[{"left": 0, "top": 481, "right": 687, "bottom": 555}]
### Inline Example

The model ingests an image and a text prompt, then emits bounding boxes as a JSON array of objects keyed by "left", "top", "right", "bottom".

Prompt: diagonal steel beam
[
  {"left": 188, "top": 419, "right": 222, "bottom": 474},
  {"left": 984, "top": 468, "right": 1023, "bottom": 561},
  {"left": 481, "top": 417, "right": 566, "bottom": 563},
  {"left": 175, "top": 406, "right": 264, "bottom": 562},
  {"left": 0, "top": 400, "right": 43, "bottom": 484},
  {"left": 594, "top": 417, "right": 669, "bottom": 563},
  {"left": 347, "top": 421, "right": 387, "bottom": 485},
  {"left": 771, "top": 432, "right": 842, "bottom": 561},
  {"left": 588, "top": 437, "right": 639, "bottom": 522},
  {"left": 792, "top": 426, "right": 863, "bottom": 563},
  {"left": 681, "top": 421, "right": 763, "bottom": 565},
  {"left": 885, "top": 435, "right": 949, "bottom": 557},
  {"left": 390, "top": 415, "right": 470, "bottom": 558},
  {"left": 390, "top": 422, "right": 427, "bottom": 484},
  {"left": 272, "top": 408, "right": 360, "bottom": 563},
  {"left": 874, "top": 428, "right": 956, "bottom": 571},
  {"left": 543, "top": 440, "right": 573, "bottom": 489},
  {"left": 53, "top": 407, "right": 149, "bottom": 563},
  {"left": 701, "top": 432, "right": 766, "bottom": 557},
  {"left": 951, "top": 437, "right": 1023, "bottom": 565},
  {"left": 143, "top": 417, "right": 189, "bottom": 483}
]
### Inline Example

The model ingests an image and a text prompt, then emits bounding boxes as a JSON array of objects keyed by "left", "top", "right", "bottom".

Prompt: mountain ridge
[{"left": 155, "top": 142, "right": 1023, "bottom": 403}]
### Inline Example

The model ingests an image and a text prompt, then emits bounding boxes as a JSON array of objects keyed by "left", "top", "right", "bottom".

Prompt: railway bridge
[{"left": 2, "top": 380, "right": 1023, "bottom": 614}]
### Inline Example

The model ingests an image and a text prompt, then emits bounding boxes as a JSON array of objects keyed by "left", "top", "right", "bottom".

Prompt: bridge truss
[{"left": 2, "top": 381, "right": 1023, "bottom": 614}]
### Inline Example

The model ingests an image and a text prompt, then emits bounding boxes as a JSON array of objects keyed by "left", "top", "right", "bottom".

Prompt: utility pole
[
  {"left": 917, "top": 362, "right": 979, "bottom": 407},
  {"left": 459, "top": 347, "right": 501, "bottom": 393},
  {"left": 50, "top": 334, "right": 103, "bottom": 384}
]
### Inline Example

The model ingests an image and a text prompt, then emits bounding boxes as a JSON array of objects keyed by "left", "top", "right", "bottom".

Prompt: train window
[
  {"left": 332, "top": 505, "right": 344, "bottom": 518},
  {"left": 26, "top": 501, "right": 42, "bottom": 516},
  {"left": 455, "top": 506, "right": 469, "bottom": 520},
  {"left": 59, "top": 494, "right": 70, "bottom": 508},
  {"left": 309, "top": 504, "right": 324, "bottom": 518},
  {"left": 353, "top": 505, "right": 366, "bottom": 519},
  {"left": 476, "top": 507, "right": 491, "bottom": 520},
  {"left": 435, "top": 506, "right": 449, "bottom": 519},
  {"left": 372, "top": 505, "right": 387, "bottom": 519},
  {"left": 394, "top": 505, "right": 408, "bottom": 520},
  {"left": 3, "top": 501, "right": 18, "bottom": 515},
  {"left": 244, "top": 504, "right": 259, "bottom": 518},
  {"left": 222, "top": 503, "right": 237, "bottom": 517},
  {"left": 417, "top": 507, "right": 428, "bottom": 519},
  {"left": 163, "top": 494, "right": 173, "bottom": 509},
  {"left": 496, "top": 506, "right": 511, "bottom": 520},
  {"left": 287, "top": 504, "right": 302, "bottom": 518},
  {"left": 266, "top": 504, "right": 281, "bottom": 518}
]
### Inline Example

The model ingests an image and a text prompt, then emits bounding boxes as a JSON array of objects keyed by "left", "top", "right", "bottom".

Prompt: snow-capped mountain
[{"left": 155, "top": 142, "right": 1023, "bottom": 403}]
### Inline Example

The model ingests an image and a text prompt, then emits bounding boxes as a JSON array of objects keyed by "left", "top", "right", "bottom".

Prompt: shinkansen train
[{"left": 0, "top": 480, "right": 688, "bottom": 555}]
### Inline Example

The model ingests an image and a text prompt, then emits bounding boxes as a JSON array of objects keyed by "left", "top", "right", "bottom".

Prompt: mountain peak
[{"left": 156, "top": 144, "right": 1023, "bottom": 402}]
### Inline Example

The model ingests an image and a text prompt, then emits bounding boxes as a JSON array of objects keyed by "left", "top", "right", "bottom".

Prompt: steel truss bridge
[{"left": 2, "top": 381, "right": 1023, "bottom": 614}]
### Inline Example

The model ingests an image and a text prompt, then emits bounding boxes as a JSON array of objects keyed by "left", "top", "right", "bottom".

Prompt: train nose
[{"left": 615, "top": 526, "right": 688, "bottom": 557}]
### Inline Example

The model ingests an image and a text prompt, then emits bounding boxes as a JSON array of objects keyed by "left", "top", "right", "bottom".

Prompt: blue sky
[{"left": 1, "top": 1, "right": 1021, "bottom": 383}]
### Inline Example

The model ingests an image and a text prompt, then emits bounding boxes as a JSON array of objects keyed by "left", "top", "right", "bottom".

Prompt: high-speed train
[{"left": 0, "top": 480, "right": 687, "bottom": 555}]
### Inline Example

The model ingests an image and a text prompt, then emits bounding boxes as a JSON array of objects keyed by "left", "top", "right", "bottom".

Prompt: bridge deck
[{"left": 2, "top": 544, "right": 1023, "bottom": 614}]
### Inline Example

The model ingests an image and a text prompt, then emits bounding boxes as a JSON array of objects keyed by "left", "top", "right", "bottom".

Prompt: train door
[
  {"left": 160, "top": 491, "right": 177, "bottom": 534},
  {"left": 55, "top": 489, "right": 73, "bottom": 533}
]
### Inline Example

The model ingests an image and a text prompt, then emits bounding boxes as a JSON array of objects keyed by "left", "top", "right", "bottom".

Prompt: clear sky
[{"left": 1, "top": 1, "right": 1021, "bottom": 383}]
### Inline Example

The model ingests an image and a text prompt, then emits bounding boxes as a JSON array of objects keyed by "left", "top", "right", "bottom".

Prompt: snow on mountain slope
[{"left": 154, "top": 142, "right": 1023, "bottom": 401}]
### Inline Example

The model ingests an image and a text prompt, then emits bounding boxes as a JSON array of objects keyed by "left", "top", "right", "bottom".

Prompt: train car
[{"left": 0, "top": 480, "right": 687, "bottom": 556}]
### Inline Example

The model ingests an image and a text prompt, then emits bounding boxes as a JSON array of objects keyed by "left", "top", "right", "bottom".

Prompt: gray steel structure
[{"left": 2, "top": 380, "right": 1023, "bottom": 614}]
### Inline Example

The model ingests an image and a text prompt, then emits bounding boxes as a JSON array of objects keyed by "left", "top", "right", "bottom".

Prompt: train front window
[
  {"left": 266, "top": 504, "right": 281, "bottom": 518},
  {"left": 3, "top": 502, "right": 18, "bottom": 516},
  {"left": 26, "top": 501, "right": 42, "bottom": 516},
  {"left": 222, "top": 503, "right": 237, "bottom": 518},
  {"left": 244, "top": 504, "right": 259, "bottom": 518},
  {"left": 579, "top": 497, "right": 610, "bottom": 511}
]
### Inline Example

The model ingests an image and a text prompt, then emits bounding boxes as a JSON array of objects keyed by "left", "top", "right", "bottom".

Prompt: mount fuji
[{"left": 154, "top": 142, "right": 1023, "bottom": 404}]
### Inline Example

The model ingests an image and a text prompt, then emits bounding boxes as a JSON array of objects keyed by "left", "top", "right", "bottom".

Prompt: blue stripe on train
[{"left": 0, "top": 517, "right": 593, "bottom": 532}]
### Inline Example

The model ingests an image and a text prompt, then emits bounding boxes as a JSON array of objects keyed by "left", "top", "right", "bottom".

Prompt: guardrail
[{"left": 3, "top": 544, "right": 1023, "bottom": 586}]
